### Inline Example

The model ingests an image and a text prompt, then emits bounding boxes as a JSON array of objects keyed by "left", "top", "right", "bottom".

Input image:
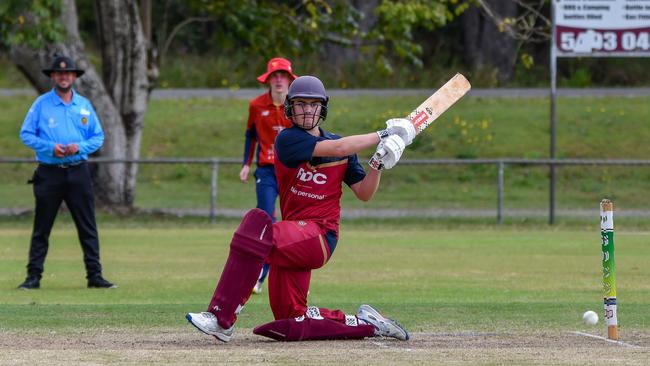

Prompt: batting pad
[{"left": 207, "top": 208, "right": 274, "bottom": 329}]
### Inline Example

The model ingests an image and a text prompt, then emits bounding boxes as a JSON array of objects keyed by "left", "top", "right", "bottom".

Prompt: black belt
[{"left": 39, "top": 161, "right": 85, "bottom": 169}]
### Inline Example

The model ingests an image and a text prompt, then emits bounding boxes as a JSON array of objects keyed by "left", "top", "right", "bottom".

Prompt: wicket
[{"left": 599, "top": 199, "right": 618, "bottom": 340}]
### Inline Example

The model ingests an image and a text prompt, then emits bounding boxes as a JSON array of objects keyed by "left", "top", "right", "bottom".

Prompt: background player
[
  {"left": 239, "top": 57, "right": 297, "bottom": 294},
  {"left": 187, "top": 75, "right": 415, "bottom": 342}
]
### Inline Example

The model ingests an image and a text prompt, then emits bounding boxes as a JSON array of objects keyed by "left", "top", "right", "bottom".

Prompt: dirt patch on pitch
[{"left": 1, "top": 329, "right": 648, "bottom": 365}]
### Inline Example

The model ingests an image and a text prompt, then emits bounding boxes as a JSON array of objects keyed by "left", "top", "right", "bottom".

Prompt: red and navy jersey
[
  {"left": 274, "top": 126, "right": 366, "bottom": 233},
  {"left": 243, "top": 92, "right": 293, "bottom": 166}
]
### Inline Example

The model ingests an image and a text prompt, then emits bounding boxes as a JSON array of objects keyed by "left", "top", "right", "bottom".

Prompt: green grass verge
[
  {"left": 1, "top": 225, "right": 649, "bottom": 334},
  {"left": 1, "top": 95, "right": 650, "bottom": 214}
]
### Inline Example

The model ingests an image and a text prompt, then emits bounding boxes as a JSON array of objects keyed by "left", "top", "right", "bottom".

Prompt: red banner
[
  {"left": 557, "top": 26, "right": 650, "bottom": 53},
  {"left": 554, "top": 0, "right": 650, "bottom": 56}
]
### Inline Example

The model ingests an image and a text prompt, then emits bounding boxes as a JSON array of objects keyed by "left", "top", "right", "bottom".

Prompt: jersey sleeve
[
  {"left": 19, "top": 97, "right": 55, "bottom": 156},
  {"left": 343, "top": 153, "right": 366, "bottom": 186},
  {"left": 242, "top": 102, "right": 258, "bottom": 165},
  {"left": 275, "top": 128, "right": 321, "bottom": 168},
  {"left": 322, "top": 130, "right": 366, "bottom": 186}
]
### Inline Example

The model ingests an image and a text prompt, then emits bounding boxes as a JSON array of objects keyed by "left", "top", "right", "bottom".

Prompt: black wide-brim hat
[{"left": 42, "top": 55, "right": 85, "bottom": 77}]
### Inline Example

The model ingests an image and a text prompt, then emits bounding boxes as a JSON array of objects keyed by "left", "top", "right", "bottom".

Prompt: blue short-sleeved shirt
[{"left": 20, "top": 89, "right": 104, "bottom": 165}]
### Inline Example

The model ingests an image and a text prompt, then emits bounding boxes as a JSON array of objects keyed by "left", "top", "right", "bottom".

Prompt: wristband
[
  {"left": 368, "top": 156, "right": 384, "bottom": 171},
  {"left": 376, "top": 129, "right": 390, "bottom": 140}
]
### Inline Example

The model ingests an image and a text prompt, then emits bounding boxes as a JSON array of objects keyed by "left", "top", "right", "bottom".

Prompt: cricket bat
[
  {"left": 370, "top": 73, "right": 471, "bottom": 169},
  {"left": 407, "top": 73, "right": 471, "bottom": 135}
]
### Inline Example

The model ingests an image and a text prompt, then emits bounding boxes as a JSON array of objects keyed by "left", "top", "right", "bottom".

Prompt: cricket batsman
[{"left": 186, "top": 75, "right": 415, "bottom": 342}]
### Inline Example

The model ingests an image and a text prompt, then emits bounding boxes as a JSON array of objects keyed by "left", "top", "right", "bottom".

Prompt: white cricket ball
[{"left": 582, "top": 310, "right": 599, "bottom": 325}]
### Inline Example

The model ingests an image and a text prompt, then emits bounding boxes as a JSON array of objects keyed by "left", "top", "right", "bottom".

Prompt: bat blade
[{"left": 408, "top": 73, "right": 471, "bottom": 134}]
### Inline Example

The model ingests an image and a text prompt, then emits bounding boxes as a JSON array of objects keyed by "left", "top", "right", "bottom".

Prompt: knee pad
[{"left": 231, "top": 208, "right": 274, "bottom": 260}]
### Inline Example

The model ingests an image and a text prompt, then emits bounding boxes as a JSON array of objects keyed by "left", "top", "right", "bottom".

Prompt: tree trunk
[
  {"left": 95, "top": 0, "right": 150, "bottom": 208},
  {"left": 323, "top": 0, "right": 379, "bottom": 82},
  {"left": 9, "top": 0, "right": 152, "bottom": 210},
  {"left": 461, "top": 0, "right": 517, "bottom": 83}
]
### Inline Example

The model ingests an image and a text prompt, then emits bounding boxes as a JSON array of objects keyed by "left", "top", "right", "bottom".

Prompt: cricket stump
[{"left": 600, "top": 199, "right": 618, "bottom": 340}]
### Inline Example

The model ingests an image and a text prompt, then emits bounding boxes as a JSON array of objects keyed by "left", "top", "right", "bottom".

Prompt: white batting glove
[
  {"left": 376, "top": 118, "right": 416, "bottom": 146},
  {"left": 368, "top": 134, "right": 406, "bottom": 170}
]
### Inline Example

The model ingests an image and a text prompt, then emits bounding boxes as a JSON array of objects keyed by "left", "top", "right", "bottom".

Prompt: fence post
[
  {"left": 210, "top": 159, "right": 219, "bottom": 223},
  {"left": 549, "top": 161, "right": 556, "bottom": 225},
  {"left": 497, "top": 161, "right": 504, "bottom": 224}
]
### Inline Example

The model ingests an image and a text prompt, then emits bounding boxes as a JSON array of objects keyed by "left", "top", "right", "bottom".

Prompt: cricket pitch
[{"left": 1, "top": 328, "right": 648, "bottom": 365}]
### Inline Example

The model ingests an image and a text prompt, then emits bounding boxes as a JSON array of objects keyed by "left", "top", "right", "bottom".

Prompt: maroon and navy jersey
[
  {"left": 274, "top": 126, "right": 366, "bottom": 234},
  {"left": 243, "top": 92, "right": 293, "bottom": 166}
]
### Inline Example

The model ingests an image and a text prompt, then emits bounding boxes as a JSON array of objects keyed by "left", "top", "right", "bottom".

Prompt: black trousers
[{"left": 27, "top": 162, "right": 102, "bottom": 278}]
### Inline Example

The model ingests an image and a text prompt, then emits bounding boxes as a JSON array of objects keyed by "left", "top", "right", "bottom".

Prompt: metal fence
[{"left": 2, "top": 157, "right": 650, "bottom": 223}]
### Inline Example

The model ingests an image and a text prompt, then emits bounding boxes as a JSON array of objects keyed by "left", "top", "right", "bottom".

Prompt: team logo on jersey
[
  {"left": 290, "top": 186, "right": 326, "bottom": 200},
  {"left": 261, "top": 110, "right": 270, "bottom": 116},
  {"left": 81, "top": 117, "right": 87, "bottom": 125},
  {"left": 47, "top": 117, "right": 57, "bottom": 128},
  {"left": 296, "top": 167, "right": 327, "bottom": 184}
]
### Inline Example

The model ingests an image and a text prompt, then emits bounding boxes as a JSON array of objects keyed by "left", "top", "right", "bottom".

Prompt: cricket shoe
[
  {"left": 252, "top": 280, "right": 263, "bottom": 294},
  {"left": 17, "top": 275, "right": 40, "bottom": 290},
  {"left": 357, "top": 304, "right": 410, "bottom": 341},
  {"left": 87, "top": 275, "right": 117, "bottom": 289},
  {"left": 185, "top": 312, "right": 233, "bottom": 342}
]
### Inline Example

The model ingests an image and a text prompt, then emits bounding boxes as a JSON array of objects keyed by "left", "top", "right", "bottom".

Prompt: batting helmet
[{"left": 284, "top": 75, "right": 329, "bottom": 122}]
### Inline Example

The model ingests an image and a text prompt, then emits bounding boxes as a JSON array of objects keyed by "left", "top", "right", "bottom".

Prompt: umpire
[{"left": 17, "top": 55, "right": 116, "bottom": 290}]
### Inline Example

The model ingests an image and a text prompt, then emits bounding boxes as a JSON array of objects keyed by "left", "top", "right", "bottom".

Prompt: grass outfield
[{"left": 1, "top": 221, "right": 649, "bottom": 364}]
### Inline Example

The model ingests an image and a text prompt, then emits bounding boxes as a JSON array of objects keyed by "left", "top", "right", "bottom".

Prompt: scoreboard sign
[{"left": 554, "top": 0, "right": 650, "bottom": 56}]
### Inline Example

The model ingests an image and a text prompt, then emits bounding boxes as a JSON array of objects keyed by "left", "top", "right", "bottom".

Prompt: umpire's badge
[{"left": 81, "top": 117, "right": 87, "bottom": 125}]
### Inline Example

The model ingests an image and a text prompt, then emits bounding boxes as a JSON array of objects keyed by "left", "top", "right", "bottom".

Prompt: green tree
[
  {"left": 0, "top": 0, "right": 64, "bottom": 49},
  {"left": 158, "top": 0, "right": 463, "bottom": 77}
]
